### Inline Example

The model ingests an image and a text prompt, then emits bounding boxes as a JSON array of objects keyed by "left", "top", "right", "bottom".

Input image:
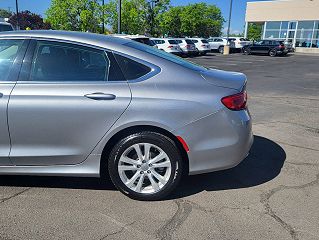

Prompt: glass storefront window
[
  {"left": 296, "top": 30, "right": 314, "bottom": 39},
  {"left": 266, "top": 21, "right": 281, "bottom": 30},
  {"left": 265, "top": 30, "right": 280, "bottom": 39},
  {"left": 280, "top": 31, "right": 287, "bottom": 39},
  {"left": 297, "top": 21, "right": 315, "bottom": 30},
  {"left": 312, "top": 39, "right": 319, "bottom": 48},
  {"left": 314, "top": 21, "right": 319, "bottom": 30},
  {"left": 281, "top": 21, "right": 289, "bottom": 30},
  {"left": 295, "top": 39, "right": 312, "bottom": 48},
  {"left": 289, "top": 22, "right": 297, "bottom": 29},
  {"left": 313, "top": 30, "right": 319, "bottom": 39}
]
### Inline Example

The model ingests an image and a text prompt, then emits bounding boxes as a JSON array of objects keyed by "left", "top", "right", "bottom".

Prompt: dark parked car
[{"left": 242, "top": 40, "right": 288, "bottom": 57}]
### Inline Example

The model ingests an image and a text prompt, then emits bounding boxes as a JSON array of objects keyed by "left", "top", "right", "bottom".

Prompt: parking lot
[{"left": 0, "top": 52, "right": 318, "bottom": 240}]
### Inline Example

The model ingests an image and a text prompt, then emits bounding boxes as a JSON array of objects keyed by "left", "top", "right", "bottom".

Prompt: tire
[
  {"left": 107, "top": 131, "right": 183, "bottom": 201},
  {"left": 269, "top": 49, "right": 277, "bottom": 57},
  {"left": 218, "top": 46, "right": 224, "bottom": 54},
  {"left": 242, "top": 47, "right": 251, "bottom": 55}
]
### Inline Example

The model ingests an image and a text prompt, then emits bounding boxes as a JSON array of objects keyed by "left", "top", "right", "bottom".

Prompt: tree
[
  {"left": 145, "top": 0, "right": 170, "bottom": 36},
  {"left": 46, "top": 0, "right": 101, "bottom": 32},
  {"left": 159, "top": 3, "right": 224, "bottom": 38},
  {"left": 180, "top": 3, "right": 224, "bottom": 38},
  {"left": 159, "top": 6, "right": 183, "bottom": 37},
  {"left": 0, "top": 9, "right": 12, "bottom": 18},
  {"left": 247, "top": 23, "right": 263, "bottom": 40},
  {"left": 9, "top": 11, "right": 51, "bottom": 30}
]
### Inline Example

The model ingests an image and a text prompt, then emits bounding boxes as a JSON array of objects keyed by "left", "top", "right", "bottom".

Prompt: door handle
[{"left": 84, "top": 93, "right": 116, "bottom": 100}]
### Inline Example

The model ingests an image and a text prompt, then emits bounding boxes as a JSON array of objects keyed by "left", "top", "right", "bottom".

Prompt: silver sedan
[{"left": 0, "top": 31, "right": 253, "bottom": 200}]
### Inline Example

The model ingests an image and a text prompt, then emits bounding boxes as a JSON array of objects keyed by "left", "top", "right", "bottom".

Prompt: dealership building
[{"left": 244, "top": 0, "right": 319, "bottom": 53}]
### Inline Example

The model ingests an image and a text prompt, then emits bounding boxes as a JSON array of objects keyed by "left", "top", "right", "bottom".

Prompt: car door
[
  {"left": 0, "top": 39, "right": 28, "bottom": 166},
  {"left": 8, "top": 39, "right": 132, "bottom": 166},
  {"left": 250, "top": 41, "right": 263, "bottom": 53}
]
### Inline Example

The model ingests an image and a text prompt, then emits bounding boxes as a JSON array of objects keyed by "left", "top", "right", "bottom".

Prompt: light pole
[
  {"left": 149, "top": 0, "right": 159, "bottom": 36},
  {"left": 102, "top": 0, "right": 105, "bottom": 33},
  {"left": 118, "top": 0, "right": 121, "bottom": 34},
  {"left": 224, "top": 0, "right": 233, "bottom": 55},
  {"left": 15, "top": 0, "right": 20, "bottom": 30}
]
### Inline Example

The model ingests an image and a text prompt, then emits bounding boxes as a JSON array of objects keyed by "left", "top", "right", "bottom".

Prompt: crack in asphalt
[
  {"left": 276, "top": 141, "right": 319, "bottom": 152},
  {"left": 0, "top": 187, "right": 32, "bottom": 204},
  {"left": 260, "top": 173, "right": 319, "bottom": 240},
  {"left": 254, "top": 121, "right": 319, "bottom": 134},
  {"left": 99, "top": 221, "right": 136, "bottom": 240},
  {"left": 156, "top": 199, "right": 192, "bottom": 240}
]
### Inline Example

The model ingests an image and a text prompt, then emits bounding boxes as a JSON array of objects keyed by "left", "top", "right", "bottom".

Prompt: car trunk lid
[{"left": 200, "top": 69, "right": 247, "bottom": 91}]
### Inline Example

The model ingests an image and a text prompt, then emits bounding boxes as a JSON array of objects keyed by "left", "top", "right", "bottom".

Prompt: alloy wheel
[{"left": 117, "top": 143, "right": 172, "bottom": 194}]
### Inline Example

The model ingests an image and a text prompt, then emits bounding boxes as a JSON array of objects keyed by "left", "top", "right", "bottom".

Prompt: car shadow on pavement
[
  {"left": 168, "top": 135, "right": 286, "bottom": 199},
  {"left": 0, "top": 135, "right": 286, "bottom": 198}
]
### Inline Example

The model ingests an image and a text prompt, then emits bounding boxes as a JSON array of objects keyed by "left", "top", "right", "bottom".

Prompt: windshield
[
  {"left": 0, "top": 24, "right": 13, "bottom": 32},
  {"left": 125, "top": 41, "right": 207, "bottom": 71}
]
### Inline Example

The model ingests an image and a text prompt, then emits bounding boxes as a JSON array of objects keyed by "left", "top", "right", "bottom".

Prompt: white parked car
[
  {"left": 228, "top": 37, "right": 252, "bottom": 50},
  {"left": 151, "top": 38, "right": 182, "bottom": 55},
  {"left": 111, "top": 34, "right": 157, "bottom": 48},
  {"left": 174, "top": 38, "right": 197, "bottom": 56},
  {"left": 208, "top": 37, "right": 236, "bottom": 54},
  {"left": 189, "top": 38, "right": 211, "bottom": 55}
]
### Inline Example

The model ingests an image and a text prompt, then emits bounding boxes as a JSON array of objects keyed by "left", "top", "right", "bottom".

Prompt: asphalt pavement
[{"left": 1, "top": 52, "right": 318, "bottom": 240}]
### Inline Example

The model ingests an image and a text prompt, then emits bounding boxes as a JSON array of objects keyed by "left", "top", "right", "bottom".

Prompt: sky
[{"left": 0, "top": 0, "right": 270, "bottom": 34}]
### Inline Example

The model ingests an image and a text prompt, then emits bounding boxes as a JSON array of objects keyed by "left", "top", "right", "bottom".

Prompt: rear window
[
  {"left": 185, "top": 39, "right": 193, "bottom": 44},
  {"left": 176, "top": 40, "right": 182, "bottom": 44},
  {"left": 168, "top": 40, "right": 178, "bottom": 44},
  {"left": 201, "top": 40, "right": 208, "bottom": 43},
  {"left": 192, "top": 40, "right": 198, "bottom": 43},
  {"left": 229, "top": 38, "right": 236, "bottom": 41},
  {"left": 240, "top": 38, "right": 249, "bottom": 41},
  {"left": 114, "top": 53, "right": 151, "bottom": 80},
  {"left": 125, "top": 41, "right": 206, "bottom": 72},
  {"left": 132, "top": 38, "right": 155, "bottom": 46},
  {"left": 153, "top": 40, "right": 164, "bottom": 44},
  {"left": 0, "top": 24, "right": 13, "bottom": 32}
]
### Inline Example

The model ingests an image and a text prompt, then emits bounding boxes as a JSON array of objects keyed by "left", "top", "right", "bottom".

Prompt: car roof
[{"left": 0, "top": 30, "right": 131, "bottom": 49}]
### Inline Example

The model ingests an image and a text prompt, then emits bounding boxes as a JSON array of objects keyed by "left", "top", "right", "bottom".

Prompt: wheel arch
[{"left": 100, "top": 125, "right": 190, "bottom": 177}]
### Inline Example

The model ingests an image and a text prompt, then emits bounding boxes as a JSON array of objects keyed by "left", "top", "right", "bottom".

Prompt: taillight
[
  {"left": 167, "top": 45, "right": 173, "bottom": 48},
  {"left": 279, "top": 44, "right": 285, "bottom": 49},
  {"left": 221, "top": 91, "right": 247, "bottom": 111}
]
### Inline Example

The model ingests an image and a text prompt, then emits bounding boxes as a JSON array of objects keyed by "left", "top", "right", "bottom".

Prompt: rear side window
[
  {"left": 114, "top": 53, "right": 151, "bottom": 80},
  {"left": 30, "top": 41, "right": 110, "bottom": 82},
  {"left": 168, "top": 40, "right": 178, "bottom": 44},
  {"left": 201, "top": 40, "right": 208, "bottom": 43},
  {"left": 0, "top": 39, "right": 23, "bottom": 81}
]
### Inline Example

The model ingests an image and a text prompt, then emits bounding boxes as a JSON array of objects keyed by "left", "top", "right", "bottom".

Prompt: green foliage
[
  {"left": 46, "top": 0, "right": 224, "bottom": 37},
  {"left": 247, "top": 23, "right": 263, "bottom": 40},
  {"left": 46, "top": 0, "right": 101, "bottom": 32},
  {"left": 104, "top": 0, "right": 146, "bottom": 34},
  {"left": 0, "top": 9, "right": 12, "bottom": 18},
  {"left": 160, "top": 3, "right": 224, "bottom": 38},
  {"left": 159, "top": 6, "right": 183, "bottom": 37}
]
